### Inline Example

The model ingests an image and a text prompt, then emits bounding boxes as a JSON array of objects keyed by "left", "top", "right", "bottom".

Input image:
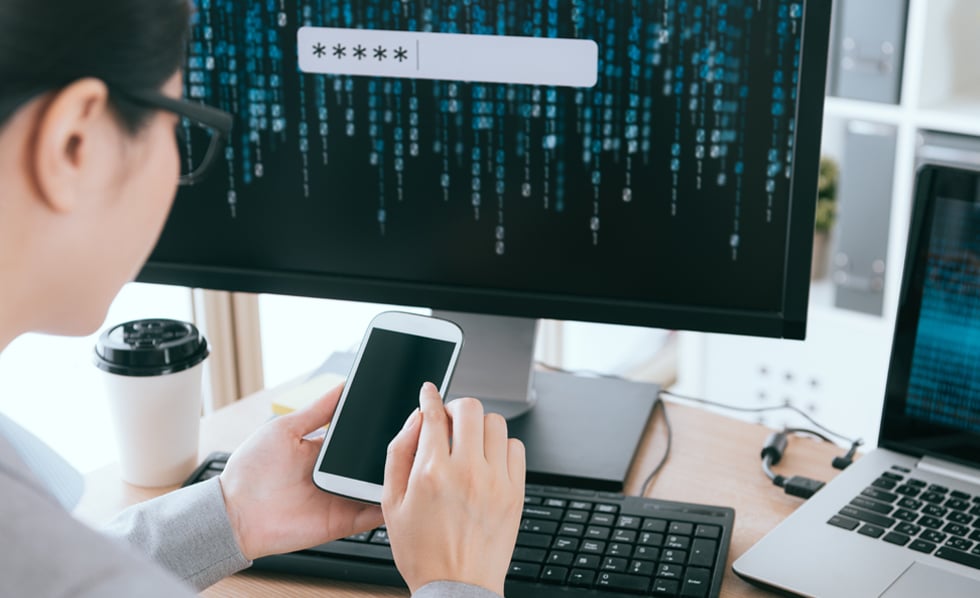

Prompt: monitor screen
[{"left": 141, "top": 0, "right": 832, "bottom": 339}]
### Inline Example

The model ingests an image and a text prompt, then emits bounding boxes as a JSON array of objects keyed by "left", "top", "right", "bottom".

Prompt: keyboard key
[
  {"left": 369, "top": 530, "right": 390, "bottom": 545},
  {"left": 524, "top": 495, "right": 543, "bottom": 505},
  {"left": 629, "top": 559, "right": 656, "bottom": 576},
  {"left": 894, "top": 509, "right": 919, "bottom": 522},
  {"left": 921, "top": 491, "right": 945, "bottom": 504},
  {"left": 652, "top": 578, "right": 681, "bottom": 595},
  {"left": 559, "top": 523, "right": 585, "bottom": 537},
  {"left": 921, "top": 530, "right": 947, "bottom": 544},
  {"left": 928, "top": 484, "right": 949, "bottom": 494},
  {"left": 935, "top": 547, "right": 980, "bottom": 571},
  {"left": 882, "top": 472, "right": 904, "bottom": 481},
  {"left": 596, "top": 572, "right": 650, "bottom": 593},
  {"left": 564, "top": 510, "right": 589, "bottom": 523},
  {"left": 909, "top": 540, "right": 937, "bottom": 554},
  {"left": 586, "top": 526, "right": 611, "bottom": 541},
  {"left": 861, "top": 487, "right": 899, "bottom": 503},
  {"left": 883, "top": 532, "right": 910, "bottom": 546},
  {"left": 573, "top": 554, "right": 601, "bottom": 569},
  {"left": 872, "top": 478, "right": 898, "bottom": 490},
  {"left": 951, "top": 490, "right": 971, "bottom": 500},
  {"left": 661, "top": 549, "right": 687, "bottom": 564},
  {"left": 918, "top": 515, "right": 943, "bottom": 530},
  {"left": 971, "top": 505, "right": 980, "bottom": 517},
  {"left": 547, "top": 551, "right": 575, "bottom": 567},
  {"left": 634, "top": 546, "right": 660, "bottom": 560},
  {"left": 639, "top": 532, "right": 665, "bottom": 546},
  {"left": 906, "top": 477, "right": 926, "bottom": 487},
  {"left": 944, "top": 523, "right": 970, "bottom": 537},
  {"left": 695, "top": 525, "right": 721, "bottom": 539},
  {"left": 669, "top": 522, "right": 694, "bottom": 536},
  {"left": 896, "top": 522, "right": 921, "bottom": 536},
  {"left": 858, "top": 524, "right": 885, "bottom": 539},
  {"left": 656, "top": 563, "right": 683, "bottom": 579},
  {"left": 827, "top": 515, "right": 860, "bottom": 531},
  {"left": 344, "top": 531, "right": 371, "bottom": 542},
  {"left": 590, "top": 513, "right": 616, "bottom": 526},
  {"left": 895, "top": 485, "right": 920, "bottom": 497},
  {"left": 898, "top": 497, "right": 923, "bottom": 510},
  {"left": 947, "top": 512, "right": 972, "bottom": 525},
  {"left": 946, "top": 498, "right": 970, "bottom": 512},
  {"left": 522, "top": 519, "right": 559, "bottom": 534},
  {"left": 544, "top": 498, "right": 567, "bottom": 509},
  {"left": 945, "top": 538, "right": 973, "bottom": 552},
  {"left": 513, "top": 547, "right": 546, "bottom": 563},
  {"left": 523, "top": 506, "right": 563, "bottom": 520},
  {"left": 643, "top": 518, "right": 668, "bottom": 533},
  {"left": 616, "top": 515, "right": 641, "bottom": 529},
  {"left": 851, "top": 496, "right": 893, "bottom": 515},
  {"left": 601, "top": 557, "right": 629, "bottom": 572},
  {"left": 517, "top": 532, "right": 552, "bottom": 548},
  {"left": 923, "top": 504, "right": 947, "bottom": 518},
  {"left": 580, "top": 540, "right": 606, "bottom": 554},
  {"left": 971, "top": 529, "right": 980, "bottom": 543},
  {"left": 595, "top": 504, "right": 619, "bottom": 514},
  {"left": 553, "top": 537, "right": 579, "bottom": 552},
  {"left": 680, "top": 566, "right": 712, "bottom": 598},
  {"left": 839, "top": 505, "right": 896, "bottom": 529},
  {"left": 508, "top": 562, "right": 541, "bottom": 581},
  {"left": 540, "top": 566, "right": 568, "bottom": 584},
  {"left": 612, "top": 529, "right": 638, "bottom": 543},
  {"left": 606, "top": 543, "right": 631, "bottom": 557},
  {"left": 568, "top": 500, "right": 593, "bottom": 511},
  {"left": 664, "top": 535, "right": 691, "bottom": 550},
  {"left": 568, "top": 569, "right": 595, "bottom": 587},
  {"left": 689, "top": 538, "right": 718, "bottom": 568}
]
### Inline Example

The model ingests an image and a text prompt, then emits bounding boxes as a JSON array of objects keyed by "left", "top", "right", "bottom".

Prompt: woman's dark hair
[{"left": 0, "top": 0, "right": 191, "bottom": 132}]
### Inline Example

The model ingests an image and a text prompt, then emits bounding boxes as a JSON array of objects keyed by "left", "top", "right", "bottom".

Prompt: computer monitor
[{"left": 140, "top": 0, "right": 833, "bottom": 488}]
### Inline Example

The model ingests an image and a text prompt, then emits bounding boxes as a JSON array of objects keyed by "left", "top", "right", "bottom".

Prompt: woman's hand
[
  {"left": 383, "top": 382, "right": 526, "bottom": 596},
  {"left": 218, "top": 384, "right": 384, "bottom": 561}
]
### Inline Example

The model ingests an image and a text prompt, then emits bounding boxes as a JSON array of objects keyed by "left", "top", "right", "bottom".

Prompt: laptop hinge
[{"left": 917, "top": 457, "right": 980, "bottom": 487}]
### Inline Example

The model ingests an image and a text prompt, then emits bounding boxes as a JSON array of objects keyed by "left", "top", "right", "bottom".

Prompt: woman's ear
[{"left": 29, "top": 78, "right": 113, "bottom": 214}]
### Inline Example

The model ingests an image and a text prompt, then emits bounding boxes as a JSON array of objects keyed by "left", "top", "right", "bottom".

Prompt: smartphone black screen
[{"left": 318, "top": 328, "right": 457, "bottom": 485}]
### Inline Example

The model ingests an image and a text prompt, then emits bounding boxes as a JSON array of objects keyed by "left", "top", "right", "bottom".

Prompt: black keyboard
[
  {"left": 185, "top": 452, "right": 735, "bottom": 597},
  {"left": 826, "top": 465, "right": 980, "bottom": 571}
]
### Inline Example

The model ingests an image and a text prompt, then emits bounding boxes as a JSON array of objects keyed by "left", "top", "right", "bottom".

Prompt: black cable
[
  {"left": 660, "top": 388, "right": 860, "bottom": 446},
  {"left": 641, "top": 398, "right": 672, "bottom": 497}
]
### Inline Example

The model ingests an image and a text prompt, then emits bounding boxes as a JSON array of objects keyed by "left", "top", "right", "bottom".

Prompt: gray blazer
[{"left": 0, "top": 421, "right": 501, "bottom": 598}]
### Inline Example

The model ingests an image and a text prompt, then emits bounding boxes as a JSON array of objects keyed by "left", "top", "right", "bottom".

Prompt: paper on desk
[{"left": 271, "top": 372, "right": 347, "bottom": 416}]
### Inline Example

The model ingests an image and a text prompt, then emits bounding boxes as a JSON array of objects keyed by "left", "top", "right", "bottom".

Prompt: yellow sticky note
[{"left": 271, "top": 373, "right": 346, "bottom": 416}]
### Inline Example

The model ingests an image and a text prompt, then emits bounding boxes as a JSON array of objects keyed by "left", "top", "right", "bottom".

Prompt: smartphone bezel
[{"left": 311, "top": 311, "right": 463, "bottom": 504}]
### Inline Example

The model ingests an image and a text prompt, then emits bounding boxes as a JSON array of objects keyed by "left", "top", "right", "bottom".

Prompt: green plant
[{"left": 815, "top": 157, "right": 839, "bottom": 234}]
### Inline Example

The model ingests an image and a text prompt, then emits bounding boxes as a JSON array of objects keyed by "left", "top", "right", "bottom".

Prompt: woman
[{"left": 0, "top": 0, "right": 526, "bottom": 596}]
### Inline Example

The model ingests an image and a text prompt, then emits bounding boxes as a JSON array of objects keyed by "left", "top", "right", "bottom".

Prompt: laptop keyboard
[
  {"left": 827, "top": 465, "right": 980, "bottom": 571},
  {"left": 186, "top": 452, "right": 735, "bottom": 596}
]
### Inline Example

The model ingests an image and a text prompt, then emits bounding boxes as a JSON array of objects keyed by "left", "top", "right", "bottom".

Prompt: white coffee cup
[{"left": 94, "top": 319, "right": 209, "bottom": 487}]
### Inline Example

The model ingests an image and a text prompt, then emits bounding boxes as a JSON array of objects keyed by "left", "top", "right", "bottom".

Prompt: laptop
[{"left": 733, "top": 163, "right": 980, "bottom": 598}]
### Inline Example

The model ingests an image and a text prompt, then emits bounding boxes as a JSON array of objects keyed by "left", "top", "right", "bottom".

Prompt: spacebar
[
  {"left": 306, "top": 540, "right": 395, "bottom": 562},
  {"left": 935, "top": 547, "right": 980, "bottom": 571}
]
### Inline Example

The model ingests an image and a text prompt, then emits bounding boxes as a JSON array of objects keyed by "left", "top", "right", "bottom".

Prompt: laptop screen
[{"left": 880, "top": 165, "right": 980, "bottom": 467}]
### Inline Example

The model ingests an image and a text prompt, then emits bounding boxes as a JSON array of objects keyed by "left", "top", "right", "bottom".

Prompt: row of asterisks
[{"left": 312, "top": 42, "right": 409, "bottom": 62}]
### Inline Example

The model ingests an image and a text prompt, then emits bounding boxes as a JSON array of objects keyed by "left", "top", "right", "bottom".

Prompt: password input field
[{"left": 298, "top": 27, "right": 598, "bottom": 88}]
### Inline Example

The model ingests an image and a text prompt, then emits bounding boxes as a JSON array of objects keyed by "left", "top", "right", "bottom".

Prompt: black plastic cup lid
[{"left": 94, "top": 319, "right": 209, "bottom": 377}]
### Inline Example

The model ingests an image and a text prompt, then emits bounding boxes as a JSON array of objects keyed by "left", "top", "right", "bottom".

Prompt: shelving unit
[{"left": 676, "top": 0, "right": 980, "bottom": 446}]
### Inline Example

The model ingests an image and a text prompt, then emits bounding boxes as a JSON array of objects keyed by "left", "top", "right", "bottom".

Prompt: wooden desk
[{"left": 76, "top": 385, "right": 845, "bottom": 597}]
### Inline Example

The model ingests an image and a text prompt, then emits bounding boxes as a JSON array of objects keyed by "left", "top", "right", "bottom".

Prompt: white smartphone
[{"left": 312, "top": 311, "right": 463, "bottom": 503}]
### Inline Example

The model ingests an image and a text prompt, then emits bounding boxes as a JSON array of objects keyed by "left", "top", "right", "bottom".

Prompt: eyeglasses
[{"left": 113, "top": 89, "right": 233, "bottom": 186}]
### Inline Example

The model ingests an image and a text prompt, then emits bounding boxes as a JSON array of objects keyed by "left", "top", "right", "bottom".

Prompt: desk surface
[{"left": 76, "top": 384, "right": 844, "bottom": 597}]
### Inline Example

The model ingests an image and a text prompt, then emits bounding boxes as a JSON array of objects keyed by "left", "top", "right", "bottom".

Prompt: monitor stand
[{"left": 434, "top": 311, "right": 660, "bottom": 492}]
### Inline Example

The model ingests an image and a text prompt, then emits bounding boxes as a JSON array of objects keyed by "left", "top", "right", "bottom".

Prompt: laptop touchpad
[{"left": 880, "top": 562, "right": 980, "bottom": 598}]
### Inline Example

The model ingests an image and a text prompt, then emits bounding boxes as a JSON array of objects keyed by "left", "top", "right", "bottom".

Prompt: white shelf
[
  {"left": 916, "top": 101, "right": 980, "bottom": 138},
  {"left": 824, "top": 96, "right": 905, "bottom": 125}
]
